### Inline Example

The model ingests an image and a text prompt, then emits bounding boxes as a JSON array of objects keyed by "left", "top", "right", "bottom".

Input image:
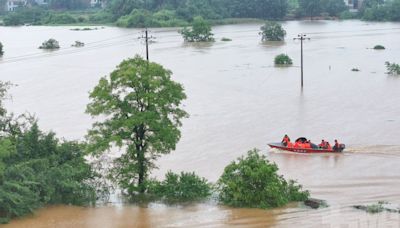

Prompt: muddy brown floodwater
[{"left": 1, "top": 20, "right": 400, "bottom": 227}]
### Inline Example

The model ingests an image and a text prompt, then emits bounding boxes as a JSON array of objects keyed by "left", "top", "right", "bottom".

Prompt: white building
[
  {"left": 5, "top": 0, "right": 47, "bottom": 11},
  {"left": 90, "top": 0, "right": 106, "bottom": 8},
  {"left": 6, "top": 0, "right": 26, "bottom": 11}
]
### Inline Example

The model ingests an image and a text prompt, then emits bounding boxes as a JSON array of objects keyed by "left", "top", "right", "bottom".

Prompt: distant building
[
  {"left": 345, "top": 0, "right": 364, "bottom": 11},
  {"left": 5, "top": 0, "right": 27, "bottom": 11},
  {"left": 4, "top": 0, "right": 47, "bottom": 11},
  {"left": 90, "top": 0, "right": 106, "bottom": 8},
  {"left": 33, "top": 0, "right": 48, "bottom": 5}
]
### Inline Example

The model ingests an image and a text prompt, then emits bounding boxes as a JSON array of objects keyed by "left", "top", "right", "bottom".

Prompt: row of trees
[
  {"left": 358, "top": 0, "right": 400, "bottom": 21},
  {"left": 108, "top": 0, "right": 350, "bottom": 28},
  {"left": 3, "top": 0, "right": 400, "bottom": 27},
  {"left": 179, "top": 18, "right": 286, "bottom": 43}
]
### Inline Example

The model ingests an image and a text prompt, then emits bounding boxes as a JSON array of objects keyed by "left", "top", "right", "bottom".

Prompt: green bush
[
  {"left": 218, "top": 149, "right": 309, "bottom": 209},
  {"left": 116, "top": 9, "right": 153, "bottom": 28},
  {"left": 373, "top": 45, "right": 385, "bottom": 50},
  {"left": 147, "top": 171, "right": 211, "bottom": 202},
  {"left": 71, "top": 41, "right": 85, "bottom": 47},
  {"left": 0, "top": 42, "right": 3, "bottom": 56},
  {"left": 339, "top": 11, "right": 358, "bottom": 19},
  {"left": 385, "top": 61, "right": 400, "bottom": 75},
  {"left": 274, "top": 54, "right": 293, "bottom": 65},
  {"left": 42, "top": 13, "right": 77, "bottom": 24},
  {"left": 39, "top": 39, "right": 60, "bottom": 49},
  {"left": 0, "top": 123, "right": 101, "bottom": 223},
  {"left": 0, "top": 81, "right": 105, "bottom": 223},
  {"left": 362, "top": 6, "right": 388, "bottom": 21},
  {"left": 260, "top": 21, "right": 286, "bottom": 41},
  {"left": 88, "top": 11, "right": 115, "bottom": 23},
  {"left": 152, "top": 10, "right": 187, "bottom": 27},
  {"left": 180, "top": 16, "right": 214, "bottom": 42}
]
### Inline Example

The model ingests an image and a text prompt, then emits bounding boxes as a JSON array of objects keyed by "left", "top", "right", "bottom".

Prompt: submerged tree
[
  {"left": 274, "top": 54, "right": 293, "bottom": 65},
  {"left": 260, "top": 21, "right": 286, "bottom": 41},
  {"left": 86, "top": 56, "right": 188, "bottom": 194},
  {"left": 180, "top": 16, "right": 214, "bottom": 42},
  {"left": 385, "top": 61, "right": 400, "bottom": 75},
  {"left": 39, "top": 38, "right": 60, "bottom": 50}
]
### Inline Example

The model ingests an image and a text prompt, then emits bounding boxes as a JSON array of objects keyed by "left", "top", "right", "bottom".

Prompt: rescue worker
[
  {"left": 318, "top": 140, "right": 326, "bottom": 149},
  {"left": 325, "top": 141, "right": 332, "bottom": 150},
  {"left": 281, "top": 134, "right": 290, "bottom": 147},
  {"left": 333, "top": 139, "right": 340, "bottom": 151}
]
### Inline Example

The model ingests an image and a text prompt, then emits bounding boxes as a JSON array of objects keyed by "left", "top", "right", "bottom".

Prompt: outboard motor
[{"left": 339, "top": 144, "right": 345, "bottom": 152}]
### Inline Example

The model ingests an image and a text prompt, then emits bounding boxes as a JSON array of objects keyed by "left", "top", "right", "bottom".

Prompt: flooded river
[{"left": 1, "top": 20, "right": 400, "bottom": 227}]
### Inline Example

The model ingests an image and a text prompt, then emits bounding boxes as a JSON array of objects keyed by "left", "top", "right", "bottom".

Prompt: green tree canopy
[
  {"left": 147, "top": 171, "right": 211, "bottom": 202},
  {"left": 86, "top": 56, "right": 188, "bottom": 194},
  {"left": 180, "top": 16, "right": 214, "bottom": 42},
  {"left": 260, "top": 21, "right": 286, "bottom": 41},
  {"left": 274, "top": 54, "right": 293, "bottom": 65},
  {"left": 298, "top": 0, "right": 323, "bottom": 19},
  {"left": 0, "top": 82, "right": 101, "bottom": 224},
  {"left": 218, "top": 149, "right": 309, "bottom": 209},
  {"left": 323, "top": 0, "right": 347, "bottom": 16}
]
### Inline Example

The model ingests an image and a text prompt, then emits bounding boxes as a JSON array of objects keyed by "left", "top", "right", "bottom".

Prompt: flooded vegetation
[{"left": 1, "top": 20, "right": 400, "bottom": 227}]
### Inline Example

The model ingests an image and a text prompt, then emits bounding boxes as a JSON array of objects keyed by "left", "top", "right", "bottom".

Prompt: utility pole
[
  {"left": 139, "top": 28, "right": 155, "bottom": 61},
  {"left": 294, "top": 34, "right": 310, "bottom": 88}
]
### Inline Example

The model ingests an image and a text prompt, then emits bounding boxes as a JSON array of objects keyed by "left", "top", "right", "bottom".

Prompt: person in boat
[
  {"left": 325, "top": 141, "right": 332, "bottom": 150},
  {"left": 281, "top": 134, "right": 290, "bottom": 147},
  {"left": 319, "top": 140, "right": 326, "bottom": 149},
  {"left": 333, "top": 139, "right": 340, "bottom": 151}
]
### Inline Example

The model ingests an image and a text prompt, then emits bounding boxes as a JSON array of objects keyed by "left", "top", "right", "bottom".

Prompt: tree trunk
[
  {"left": 136, "top": 124, "right": 146, "bottom": 193},
  {"left": 137, "top": 149, "right": 145, "bottom": 193}
]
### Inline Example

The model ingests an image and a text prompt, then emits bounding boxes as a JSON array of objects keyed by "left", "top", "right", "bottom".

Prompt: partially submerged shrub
[
  {"left": 351, "top": 68, "right": 360, "bottom": 72},
  {"left": 354, "top": 202, "right": 385, "bottom": 213},
  {"left": 218, "top": 149, "right": 309, "bottom": 209},
  {"left": 221, "top": 37, "right": 232, "bottom": 41},
  {"left": 260, "top": 21, "right": 286, "bottom": 41},
  {"left": 71, "top": 41, "right": 85, "bottom": 47},
  {"left": 385, "top": 61, "right": 400, "bottom": 75},
  {"left": 39, "top": 39, "right": 60, "bottom": 49},
  {"left": 0, "top": 42, "right": 3, "bottom": 56},
  {"left": 180, "top": 16, "right": 214, "bottom": 42},
  {"left": 373, "top": 45, "right": 385, "bottom": 50},
  {"left": 274, "top": 54, "right": 293, "bottom": 65},
  {"left": 147, "top": 171, "right": 211, "bottom": 202}
]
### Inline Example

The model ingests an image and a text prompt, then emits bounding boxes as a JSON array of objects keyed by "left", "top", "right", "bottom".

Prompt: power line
[{"left": 0, "top": 39, "right": 136, "bottom": 64}]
